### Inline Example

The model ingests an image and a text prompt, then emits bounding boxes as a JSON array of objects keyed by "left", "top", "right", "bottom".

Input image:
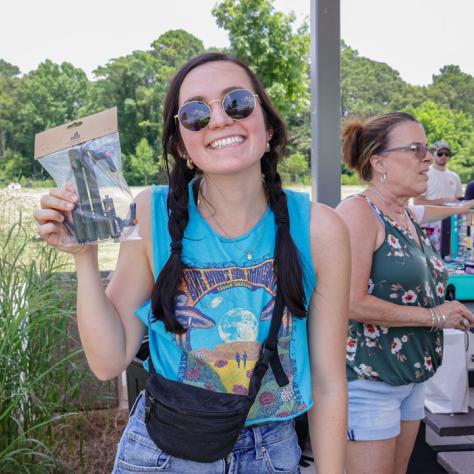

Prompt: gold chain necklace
[{"left": 198, "top": 189, "right": 268, "bottom": 261}]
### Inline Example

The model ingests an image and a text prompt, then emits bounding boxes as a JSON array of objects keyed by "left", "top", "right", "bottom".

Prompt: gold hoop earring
[
  {"left": 265, "top": 142, "right": 271, "bottom": 153},
  {"left": 186, "top": 157, "right": 195, "bottom": 170},
  {"left": 380, "top": 172, "right": 386, "bottom": 184}
]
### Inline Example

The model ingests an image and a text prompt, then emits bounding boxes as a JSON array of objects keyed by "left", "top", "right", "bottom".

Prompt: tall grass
[{"left": 0, "top": 192, "right": 88, "bottom": 473}]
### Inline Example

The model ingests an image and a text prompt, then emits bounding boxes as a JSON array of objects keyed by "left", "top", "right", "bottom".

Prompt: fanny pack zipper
[{"left": 146, "top": 393, "right": 246, "bottom": 420}]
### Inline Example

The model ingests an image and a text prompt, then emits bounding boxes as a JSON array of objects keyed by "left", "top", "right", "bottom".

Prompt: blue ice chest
[{"left": 445, "top": 214, "right": 474, "bottom": 301}]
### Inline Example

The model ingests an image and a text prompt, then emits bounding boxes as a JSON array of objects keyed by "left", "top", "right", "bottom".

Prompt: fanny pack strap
[
  {"left": 248, "top": 283, "right": 288, "bottom": 398},
  {"left": 147, "top": 283, "right": 289, "bottom": 398}
]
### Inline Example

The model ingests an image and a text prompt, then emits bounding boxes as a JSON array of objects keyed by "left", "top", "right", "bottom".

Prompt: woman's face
[
  {"left": 379, "top": 121, "right": 432, "bottom": 197},
  {"left": 177, "top": 61, "right": 270, "bottom": 176}
]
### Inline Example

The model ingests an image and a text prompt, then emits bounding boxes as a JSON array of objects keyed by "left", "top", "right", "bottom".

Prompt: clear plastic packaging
[{"left": 34, "top": 108, "right": 140, "bottom": 244}]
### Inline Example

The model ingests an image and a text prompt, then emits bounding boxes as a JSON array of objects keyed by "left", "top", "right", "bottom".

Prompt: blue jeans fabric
[
  {"left": 112, "top": 391, "right": 301, "bottom": 473},
  {"left": 347, "top": 379, "right": 426, "bottom": 441}
]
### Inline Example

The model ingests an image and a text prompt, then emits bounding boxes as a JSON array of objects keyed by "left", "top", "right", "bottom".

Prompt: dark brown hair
[
  {"left": 342, "top": 112, "right": 419, "bottom": 181},
  {"left": 151, "top": 52, "right": 306, "bottom": 333}
]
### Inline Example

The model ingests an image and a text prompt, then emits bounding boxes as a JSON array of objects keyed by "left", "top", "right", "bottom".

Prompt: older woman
[{"left": 336, "top": 112, "right": 474, "bottom": 474}]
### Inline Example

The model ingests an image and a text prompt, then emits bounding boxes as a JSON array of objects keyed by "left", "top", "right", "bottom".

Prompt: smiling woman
[{"left": 34, "top": 52, "right": 350, "bottom": 474}]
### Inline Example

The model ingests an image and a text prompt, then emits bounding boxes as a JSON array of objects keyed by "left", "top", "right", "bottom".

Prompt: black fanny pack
[{"left": 143, "top": 286, "right": 289, "bottom": 463}]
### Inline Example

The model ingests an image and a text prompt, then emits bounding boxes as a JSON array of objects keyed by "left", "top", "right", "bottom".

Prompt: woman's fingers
[
  {"left": 33, "top": 208, "right": 64, "bottom": 224},
  {"left": 448, "top": 301, "right": 474, "bottom": 330},
  {"left": 49, "top": 187, "right": 78, "bottom": 203},
  {"left": 40, "top": 193, "right": 76, "bottom": 212},
  {"left": 37, "top": 221, "right": 61, "bottom": 240}
]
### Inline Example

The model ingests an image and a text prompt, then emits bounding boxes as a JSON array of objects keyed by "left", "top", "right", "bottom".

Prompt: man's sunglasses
[
  {"left": 436, "top": 151, "right": 450, "bottom": 158},
  {"left": 175, "top": 88, "right": 259, "bottom": 132},
  {"left": 380, "top": 143, "right": 434, "bottom": 160}
]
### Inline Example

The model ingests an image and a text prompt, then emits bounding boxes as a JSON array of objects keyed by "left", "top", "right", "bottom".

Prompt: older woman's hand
[
  {"left": 436, "top": 300, "right": 474, "bottom": 331},
  {"left": 33, "top": 182, "right": 90, "bottom": 255},
  {"left": 456, "top": 199, "right": 474, "bottom": 215}
]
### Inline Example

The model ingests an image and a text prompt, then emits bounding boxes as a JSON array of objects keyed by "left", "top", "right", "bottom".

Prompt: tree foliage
[
  {"left": 0, "top": 4, "right": 473, "bottom": 186},
  {"left": 212, "top": 0, "right": 310, "bottom": 118}
]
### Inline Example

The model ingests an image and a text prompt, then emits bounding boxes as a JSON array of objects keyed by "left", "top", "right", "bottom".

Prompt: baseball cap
[{"left": 433, "top": 140, "right": 451, "bottom": 152}]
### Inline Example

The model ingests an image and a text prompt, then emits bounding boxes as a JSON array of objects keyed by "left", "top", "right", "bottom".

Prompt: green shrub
[
  {"left": 341, "top": 173, "right": 361, "bottom": 185},
  {"left": 0, "top": 201, "right": 86, "bottom": 472}
]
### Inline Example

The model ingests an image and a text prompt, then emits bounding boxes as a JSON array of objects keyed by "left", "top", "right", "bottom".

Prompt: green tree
[
  {"left": 212, "top": 0, "right": 310, "bottom": 119},
  {"left": 407, "top": 100, "right": 474, "bottom": 181},
  {"left": 128, "top": 137, "right": 162, "bottom": 185},
  {"left": 90, "top": 30, "right": 205, "bottom": 162},
  {"left": 279, "top": 151, "right": 309, "bottom": 184},
  {"left": 426, "top": 65, "right": 474, "bottom": 118},
  {"left": 341, "top": 41, "right": 409, "bottom": 117},
  {"left": 0, "top": 60, "right": 21, "bottom": 163},
  {"left": 14, "top": 60, "right": 89, "bottom": 177}
]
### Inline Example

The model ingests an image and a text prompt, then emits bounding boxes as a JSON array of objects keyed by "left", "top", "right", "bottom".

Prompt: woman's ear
[
  {"left": 369, "top": 154, "right": 386, "bottom": 175},
  {"left": 177, "top": 143, "right": 187, "bottom": 159},
  {"left": 266, "top": 129, "right": 273, "bottom": 142}
]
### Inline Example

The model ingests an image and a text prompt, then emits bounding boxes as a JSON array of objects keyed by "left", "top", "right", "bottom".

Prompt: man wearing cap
[
  {"left": 414, "top": 140, "right": 463, "bottom": 205},
  {"left": 414, "top": 140, "right": 463, "bottom": 254}
]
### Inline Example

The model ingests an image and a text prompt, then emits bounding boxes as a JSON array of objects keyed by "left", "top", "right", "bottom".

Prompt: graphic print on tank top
[{"left": 172, "top": 258, "right": 307, "bottom": 420}]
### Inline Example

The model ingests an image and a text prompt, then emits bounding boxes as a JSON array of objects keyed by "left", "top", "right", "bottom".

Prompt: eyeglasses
[
  {"left": 380, "top": 143, "right": 434, "bottom": 160},
  {"left": 436, "top": 151, "right": 450, "bottom": 158},
  {"left": 175, "top": 88, "right": 259, "bottom": 132}
]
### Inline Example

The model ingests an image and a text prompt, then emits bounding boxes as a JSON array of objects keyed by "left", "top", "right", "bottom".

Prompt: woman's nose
[{"left": 207, "top": 100, "right": 234, "bottom": 129}]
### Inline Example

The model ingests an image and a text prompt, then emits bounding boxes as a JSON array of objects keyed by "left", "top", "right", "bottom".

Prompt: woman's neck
[
  {"left": 198, "top": 169, "right": 268, "bottom": 237},
  {"left": 367, "top": 183, "right": 408, "bottom": 215}
]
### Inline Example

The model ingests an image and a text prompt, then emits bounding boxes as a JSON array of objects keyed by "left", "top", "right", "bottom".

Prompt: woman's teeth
[{"left": 210, "top": 136, "right": 244, "bottom": 149}]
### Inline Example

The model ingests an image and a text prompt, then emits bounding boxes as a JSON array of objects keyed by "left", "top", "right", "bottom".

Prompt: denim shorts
[
  {"left": 347, "top": 379, "right": 426, "bottom": 441},
  {"left": 112, "top": 391, "right": 301, "bottom": 473}
]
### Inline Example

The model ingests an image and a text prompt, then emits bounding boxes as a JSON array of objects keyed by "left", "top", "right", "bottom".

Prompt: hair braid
[
  {"left": 261, "top": 152, "right": 306, "bottom": 317},
  {"left": 151, "top": 159, "right": 195, "bottom": 333}
]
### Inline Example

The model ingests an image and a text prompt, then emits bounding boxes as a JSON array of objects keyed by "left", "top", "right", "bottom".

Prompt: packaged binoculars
[{"left": 35, "top": 107, "right": 140, "bottom": 244}]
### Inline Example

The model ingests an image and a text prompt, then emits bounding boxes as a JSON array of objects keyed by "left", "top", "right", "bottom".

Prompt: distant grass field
[{"left": 0, "top": 184, "right": 365, "bottom": 271}]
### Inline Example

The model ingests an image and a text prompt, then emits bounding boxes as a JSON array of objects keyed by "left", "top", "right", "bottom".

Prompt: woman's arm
[
  {"left": 413, "top": 195, "right": 459, "bottom": 206},
  {"left": 418, "top": 200, "right": 474, "bottom": 225},
  {"left": 307, "top": 203, "right": 350, "bottom": 474},
  {"left": 336, "top": 198, "right": 474, "bottom": 329},
  {"left": 36, "top": 186, "right": 154, "bottom": 380}
]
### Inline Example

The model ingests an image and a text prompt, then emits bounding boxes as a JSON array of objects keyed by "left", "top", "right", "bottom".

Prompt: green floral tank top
[{"left": 346, "top": 196, "right": 448, "bottom": 386}]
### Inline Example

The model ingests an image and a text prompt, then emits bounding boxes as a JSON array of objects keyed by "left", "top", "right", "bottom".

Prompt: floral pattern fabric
[{"left": 346, "top": 196, "right": 448, "bottom": 386}]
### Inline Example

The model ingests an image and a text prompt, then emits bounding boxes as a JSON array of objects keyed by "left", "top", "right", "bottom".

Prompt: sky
[{"left": 1, "top": 0, "right": 473, "bottom": 86}]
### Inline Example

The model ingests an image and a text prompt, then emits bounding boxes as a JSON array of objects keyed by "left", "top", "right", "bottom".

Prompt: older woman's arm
[
  {"left": 415, "top": 200, "right": 474, "bottom": 225},
  {"left": 336, "top": 197, "right": 474, "bottom": 329},
  {"left": 308, "top": 203, "right": 350, "bottom": 474}
]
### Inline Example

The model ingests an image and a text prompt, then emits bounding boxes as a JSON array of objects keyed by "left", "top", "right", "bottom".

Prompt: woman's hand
[
  {"left": 33, "top": 182, "right": 91, "bottom": 255},
  {"left": 436, "top": 300, "right": 474, "bottom": 331},
  {"left": 456, "top": 199, "right": 474, "bottom": 215}
]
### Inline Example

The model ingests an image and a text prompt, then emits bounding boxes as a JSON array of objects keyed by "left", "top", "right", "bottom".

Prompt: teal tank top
[{"left": 135, "top": 183, "right": 316, "bottom": 425}]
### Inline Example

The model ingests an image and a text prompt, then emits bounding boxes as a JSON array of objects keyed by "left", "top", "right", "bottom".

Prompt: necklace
[
  {"left": 370, "top": 186, "right": 410, "bottom": 229},
  {"left": 198, "top": 189, "right": 268, "bottom": 261}
]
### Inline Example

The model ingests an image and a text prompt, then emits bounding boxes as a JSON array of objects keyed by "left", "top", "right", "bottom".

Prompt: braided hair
[{"left": 151, "top": 52, "right": 306, "bottom": 333}]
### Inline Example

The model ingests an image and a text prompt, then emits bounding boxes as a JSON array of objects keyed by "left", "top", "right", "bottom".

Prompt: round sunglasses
[
  {"left": 175, "top": 88, "right": 259, "bottom": 132},
  {"left": 380, "top": 143, "right": 434, "bottom": 160},
  {"left": 436, "top": 151, "right": 451, "bottom": 158}
]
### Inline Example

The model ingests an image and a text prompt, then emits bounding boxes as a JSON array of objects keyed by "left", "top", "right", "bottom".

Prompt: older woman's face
[
  {"left": 177, "top": 61, "right": 269, "bottom": 176},
  {"left": 380, "top": 121, "right": 432, "bottom": 197}
]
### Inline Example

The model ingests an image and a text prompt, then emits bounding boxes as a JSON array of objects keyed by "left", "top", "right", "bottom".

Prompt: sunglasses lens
[
  {"left": 415, "top": 144, "right": 427, "bottom": 159},
  {"left": 178, "top": 102, "right": 210, "bottom": 131},
  {"left": 223, "top": 89, "right": 256, "bottom": 120},
  {"left": 437, "top": 151, "right": 450, "bottom": 157}
]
